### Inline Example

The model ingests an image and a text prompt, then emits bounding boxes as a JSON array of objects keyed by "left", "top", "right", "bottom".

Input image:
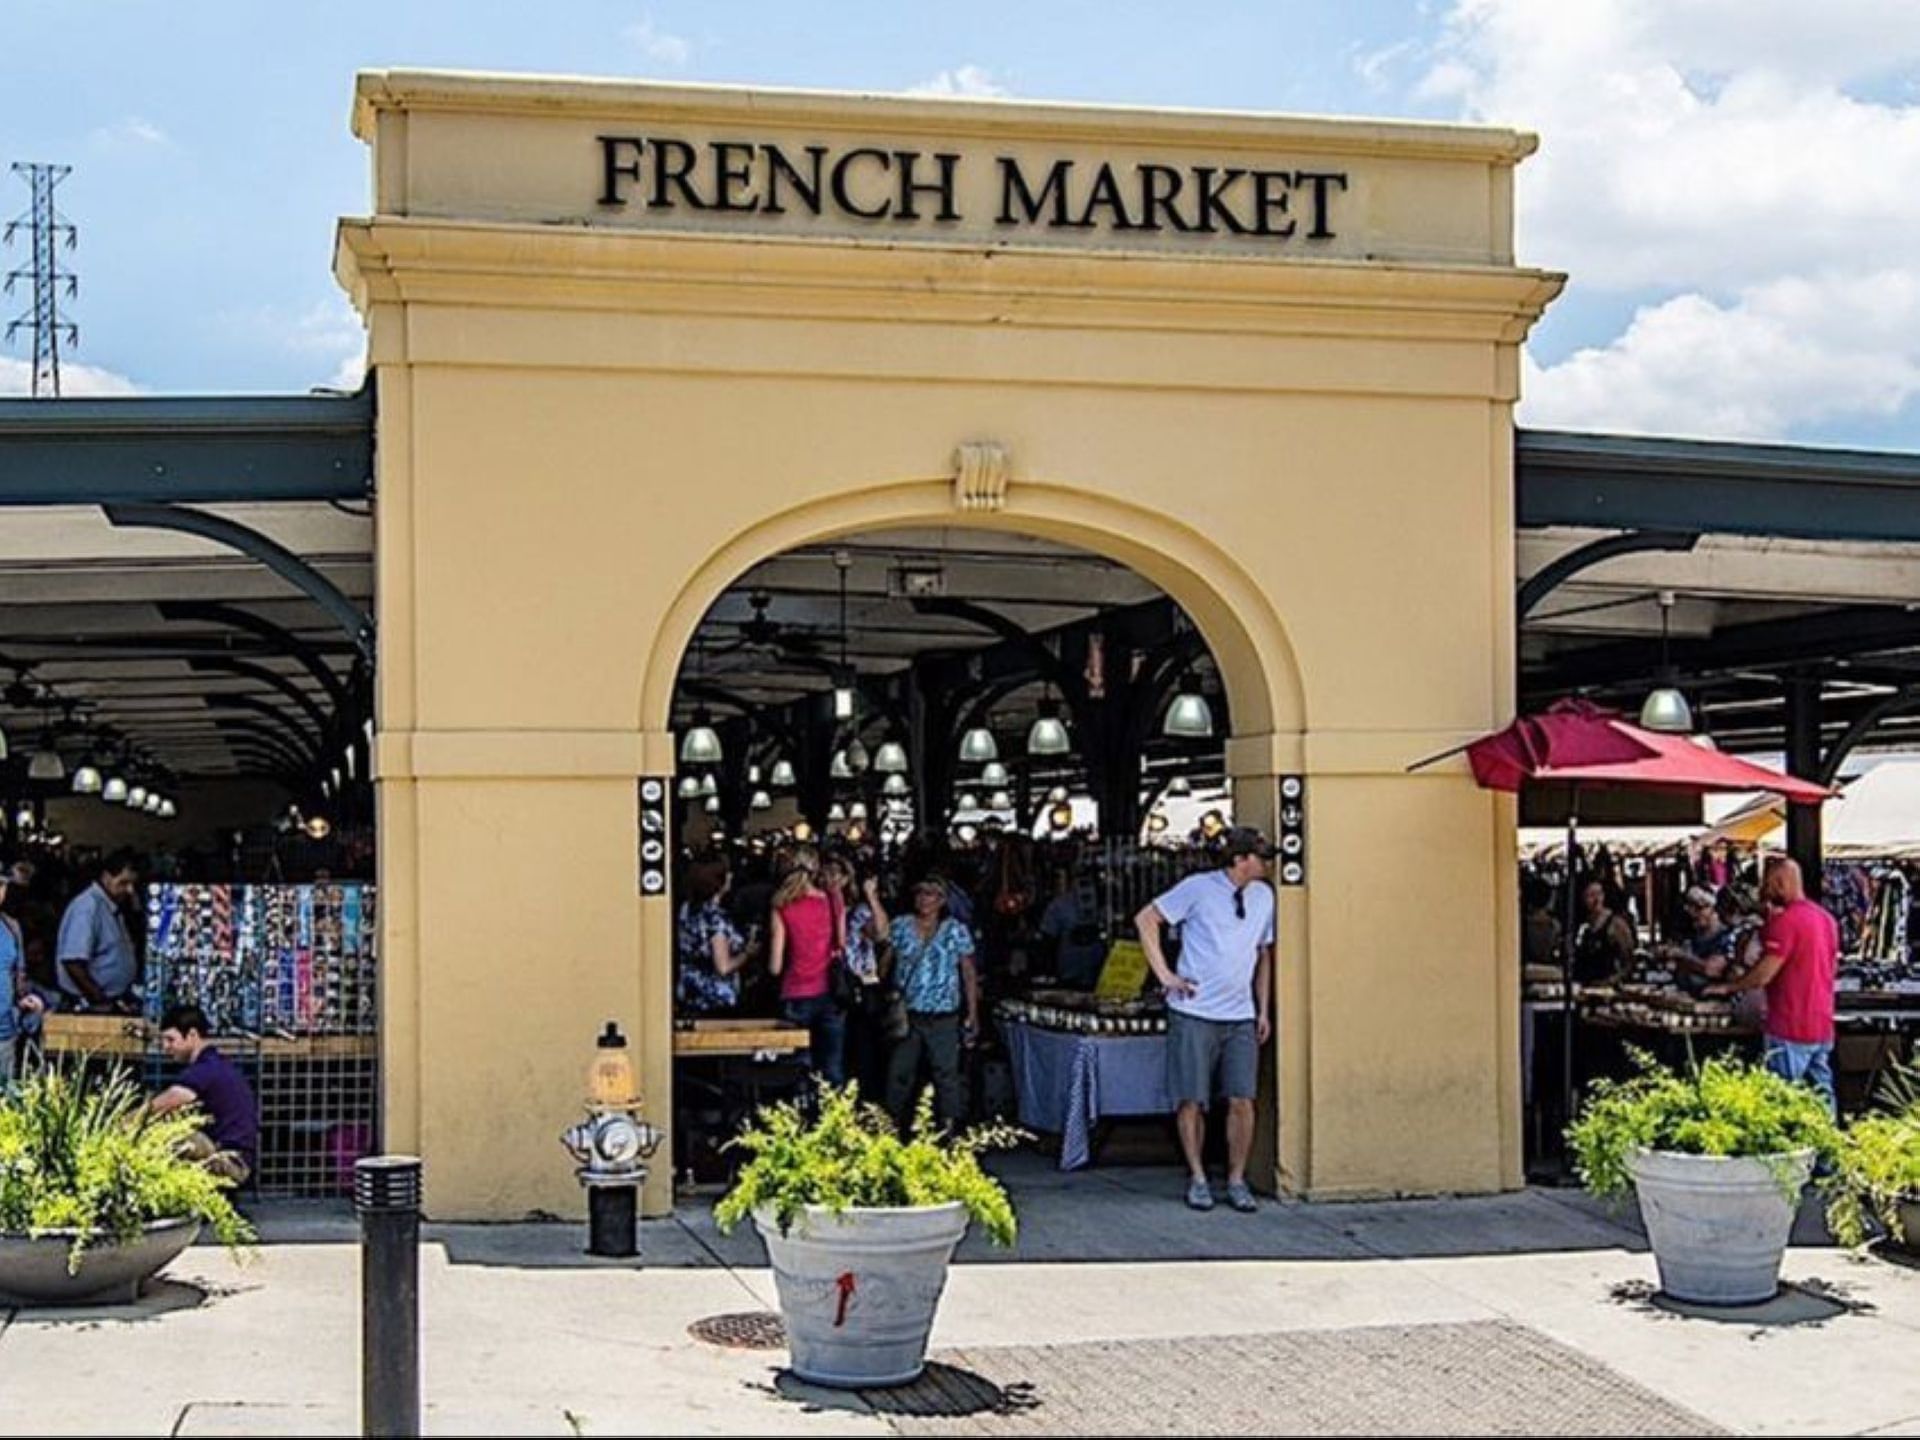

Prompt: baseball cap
[
  {"left": 1684, "top": 885, "right": 1718, "bottom": 910},
  {"left": 1222, "top": 826, "right": 1275, "bottom": 860}
]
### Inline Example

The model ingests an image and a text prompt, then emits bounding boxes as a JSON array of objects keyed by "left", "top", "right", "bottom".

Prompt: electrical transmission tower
[{"left": 4, "top": 163, "right": 78, "bottom": 397}]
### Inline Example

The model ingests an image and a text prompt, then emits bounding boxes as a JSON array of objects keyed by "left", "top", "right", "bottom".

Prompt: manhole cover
[{"left": 689, "top": 1310, "right": 787, "bottom": 1350}]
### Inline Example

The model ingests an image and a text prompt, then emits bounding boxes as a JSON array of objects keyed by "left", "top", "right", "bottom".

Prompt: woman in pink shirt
[{"left": 769, "top": 846, "right": 848, "bottom": 1085}]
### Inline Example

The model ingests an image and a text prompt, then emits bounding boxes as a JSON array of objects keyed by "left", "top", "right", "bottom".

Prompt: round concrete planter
[
  {"left": 1894, "top": 1197, "right": 1920, "bottom": 1253},
  {"left": 1628, "top": 1149, "right": 1812, "bottom": 1305},
  {"left": 754, "top": 1201, "right": 971, "bottom": 1388},
  {"left": 0, "top": 1217, "right": 202, "bottom": 1306}
]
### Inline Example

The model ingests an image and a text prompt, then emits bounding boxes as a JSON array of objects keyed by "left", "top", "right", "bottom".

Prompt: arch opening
[{"left": 654, "top": 500, "right": 1300, "bottom": 1195}]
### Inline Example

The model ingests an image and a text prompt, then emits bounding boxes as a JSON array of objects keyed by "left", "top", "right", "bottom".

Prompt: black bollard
[
  {"left": 355, "top": 1155, "right": 423, "bottom": 1440},
  {"left": 586, "top": 1181, "right": 638, "bottom": 1258}
]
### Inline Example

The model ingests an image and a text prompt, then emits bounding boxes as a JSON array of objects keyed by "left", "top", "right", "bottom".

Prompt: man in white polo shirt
[{"left": 1136, "top": 827, "right": 1276, "bottom": 1212}]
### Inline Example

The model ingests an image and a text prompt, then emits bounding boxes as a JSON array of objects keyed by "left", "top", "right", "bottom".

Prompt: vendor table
[
  {"left": 37, "top": 1013, "right": 376, "bottom": 1061},
  {"left": 672, "top": 1018, "right": 808, "bottom": 1056},
  {"left": 1001, "top": 1015, "right": 1171, "bottom": 1170}
]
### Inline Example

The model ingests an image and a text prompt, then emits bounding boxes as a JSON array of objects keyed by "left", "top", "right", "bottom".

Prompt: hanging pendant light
[
  {"left": 1027, "top": 695, "right": 1070, "bottom": 756},
  {"left": 988, "top": 789, "right": 1013, "bottom": 811},
  {"left": 849, "top": 801, "right": 869, "bottom": 821},
  {"left": 882, "top": 773, "right": 910, "bottom": 797},
  {"left": 980, "top": 760, "right": 1010, "bottom": 786},
  {"left": 27, "top": 732, "right": 65, "bottom": 782},
  {"left": 127, "top": 785, "right": 149, "bottom": 810},
  {"left": 699, "top": 773, "right": 719, "bottom": 797},
  {"left": 829, "top": 802, "right": 848, "bottom": 822},
  {"left": 959, "top": 727, "right": 998, "bottom": 763},
  {"left": 747, "top": 763, "right": 763, "bottom": 785},
  {"left": 771, "top": 758, "right": 797, "bottom": 788},
  {"left": 143, "top": 791, "right": 164, "bottom": 814},
  {"left": 874, "top": 741, "right": 909, "bottom": 774},
  {"left": 830, "top": 749, "right": 854, "bottom": 780},
  {"left": 101, "top": 774, "right": 128, "bottom": 804},
  {"left": 1167, "top": 775, "right": 1193, "bottom": 796},
  {"left": 680, "top": 706, "right": 724, "bottom": 765},
  {"left": 1047, "top": 785, "right": 1070, "bottom": 803},
  {"left": 750, "top": 789, "right": 773, "bottom": 811},
  {"left": 1638, "top": 591, "right": 1694, "bottom": 734},
  {"left": 158, "top": 798, "right": 177, "bottom": 819},
  {"left": 678, "top": 774, "right": 702, "bottom": 798},
  {"left": 704, "top": 795, "right": 721, "bottom": 814},
  {"left": 844, "top": 737, "right": 871, "bottom": 774},
  {"left": 1163, "top": 686, "right": 1215, "bottom": 739},
  {"left": 71, "top": 763, "right": 103, "bottom": 795},
  {"left": 957, "top": 790, "right": 980, "bottom": 811}
]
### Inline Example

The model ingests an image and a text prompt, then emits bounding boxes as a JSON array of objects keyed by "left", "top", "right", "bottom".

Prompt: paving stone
[{"left": 849, "top": 1321, "right": 1724, "bottom": 1437}]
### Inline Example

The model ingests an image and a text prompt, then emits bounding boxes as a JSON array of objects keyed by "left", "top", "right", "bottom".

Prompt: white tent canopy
[{"left": 1714, "top": 760, "right": 1920, "bottom": 856}]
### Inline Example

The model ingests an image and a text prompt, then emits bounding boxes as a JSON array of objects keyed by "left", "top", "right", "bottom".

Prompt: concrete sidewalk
[{"left": 4, "top": 1158, "right": 1919, "bottom": 1436}]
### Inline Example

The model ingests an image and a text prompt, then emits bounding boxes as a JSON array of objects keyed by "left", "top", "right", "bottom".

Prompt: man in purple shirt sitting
[{"left": 151, "top": 1003, "right": 258, "bottom": 1185}]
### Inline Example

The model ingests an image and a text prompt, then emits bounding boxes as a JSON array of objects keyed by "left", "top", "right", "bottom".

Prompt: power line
[{"left": 4, "top": 163, "right": 78, "bottom": 397}]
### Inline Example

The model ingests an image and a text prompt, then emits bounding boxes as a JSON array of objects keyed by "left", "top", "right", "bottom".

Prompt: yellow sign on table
[{"left": 1095, "top": 939, "right": 1151, "bottom": 1000}]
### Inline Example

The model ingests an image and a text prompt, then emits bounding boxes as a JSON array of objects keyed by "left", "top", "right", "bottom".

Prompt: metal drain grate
[{"left": 689, "top": 1311, "right": 788, "bottom": 1350}]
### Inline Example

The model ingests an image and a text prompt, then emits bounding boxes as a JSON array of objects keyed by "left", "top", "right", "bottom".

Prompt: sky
[{"left": 3, "top": 0, "right": 1919, "bottom": 450}]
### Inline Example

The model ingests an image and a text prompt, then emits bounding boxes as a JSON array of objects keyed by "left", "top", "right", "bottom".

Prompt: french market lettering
[{"left": 596, "top": 135, "right": 1348, "bottom": 240}]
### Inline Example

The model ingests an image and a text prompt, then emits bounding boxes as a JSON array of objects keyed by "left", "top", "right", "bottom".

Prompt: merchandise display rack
[{"left": 143, "top": 882, "right": 379, "bottom": 1198}]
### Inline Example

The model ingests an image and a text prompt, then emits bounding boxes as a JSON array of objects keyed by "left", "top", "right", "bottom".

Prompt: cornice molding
[{"left": 335, "top": 217, "right": 1565, "bottom": 348}]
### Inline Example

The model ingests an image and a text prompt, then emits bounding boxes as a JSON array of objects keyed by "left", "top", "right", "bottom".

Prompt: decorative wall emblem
[
  {"left": 952, "top": 442, "right": 1011, "bottom": 512},
  {"left": 638, "top": 778, "right": 670, "bottom": 896},
  {"left": 1278, "top": 775, "right": 1307, "bottom": 886}
]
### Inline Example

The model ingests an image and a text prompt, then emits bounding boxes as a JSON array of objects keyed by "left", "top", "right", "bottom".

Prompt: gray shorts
[{"left": 1166, "top": 1010, "right": 1258, "bottom": 1107}]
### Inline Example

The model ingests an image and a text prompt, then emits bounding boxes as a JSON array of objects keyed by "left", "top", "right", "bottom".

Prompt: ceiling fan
[{"left": 709, "top": 590, "right": 828, "bottom": 661}]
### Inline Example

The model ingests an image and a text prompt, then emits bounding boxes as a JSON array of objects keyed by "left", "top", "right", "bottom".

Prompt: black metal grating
[{"left": 688, "top": 1311, "right": 788, "bottom": 1350}]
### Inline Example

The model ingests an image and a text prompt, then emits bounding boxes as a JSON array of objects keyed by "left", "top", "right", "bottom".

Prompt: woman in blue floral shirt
[
  {"left": 884, "top": 877, "right": 979, "bottom": 1128},
  {"left": 676, "top": 857, "right": 749, "bottom": 1015}
]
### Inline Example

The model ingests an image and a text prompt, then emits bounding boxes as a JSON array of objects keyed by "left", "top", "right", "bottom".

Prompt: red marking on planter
[{"left": 834, "top": 1271, "right": 856, "bottom": 1327}]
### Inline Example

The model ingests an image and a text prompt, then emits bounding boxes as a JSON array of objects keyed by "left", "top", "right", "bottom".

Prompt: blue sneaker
[
  {"left": 1185, "top": 1177, "right": 1216, "bottom": 1211},
  {"left": 1226, "top": 1180, "right": 1258, "bottom": 1213}
]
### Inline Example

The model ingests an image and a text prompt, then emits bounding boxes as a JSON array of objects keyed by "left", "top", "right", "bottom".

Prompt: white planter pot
[
  {"left": 1628, "top": 1149, "right": 1812, "bottom": 1305},
  {"left": 753, "top": 1201, "right": 970, "bottom": 1388}
]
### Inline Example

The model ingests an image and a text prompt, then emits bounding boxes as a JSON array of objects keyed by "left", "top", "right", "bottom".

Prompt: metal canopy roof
[{"left": 5, "top": 392, "right": 1920, "bottom": 778}]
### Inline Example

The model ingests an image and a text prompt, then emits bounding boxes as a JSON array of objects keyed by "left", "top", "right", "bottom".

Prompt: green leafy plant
[
  {"left": 1827, "top": 1062, "right": 1920, "bottom": 1250},
  {"left": 0, "top": 1058, "right": 255, "bottom": 1271},
  {"left": 715, "top": 1083, "right": 1023, "bottom": 1247},
  {"left": 1566, "top": 1049, "right": 1841, "bottom": 1202}
]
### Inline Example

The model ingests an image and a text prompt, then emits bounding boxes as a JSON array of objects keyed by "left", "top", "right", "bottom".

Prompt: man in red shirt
[{"left": 1706, "top": 857, "right": 1838, "bottom": 1111}]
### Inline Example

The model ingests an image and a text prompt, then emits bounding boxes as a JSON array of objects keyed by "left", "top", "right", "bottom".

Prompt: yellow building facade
[{"left": 334, "top": 70, "right": 1563, "bottom": 1220}]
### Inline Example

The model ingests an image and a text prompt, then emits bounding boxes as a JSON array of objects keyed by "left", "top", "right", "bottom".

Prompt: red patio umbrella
[
  {"left": 1465, "top": 699, "right": 1832, "bottom": 802},
  {"left": 1452, "top": 699, "right": 1834, "bottom": 1169}
]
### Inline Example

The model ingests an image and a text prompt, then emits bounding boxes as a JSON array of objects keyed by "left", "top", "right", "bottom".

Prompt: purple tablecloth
[{"left": 1000, "top": 1017, "right": 1172, "bottom": 1170}]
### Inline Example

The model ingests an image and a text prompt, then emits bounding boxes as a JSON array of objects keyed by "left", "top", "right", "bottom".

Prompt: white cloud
[
  {"left": 1521, "top": 271, "right": 1920, "bottom": 437},
  {"left": 216, "top": 295, "right": 366, "bottom": 389},
  {"left": 1421, "top": 0, "right": 1920, "bottom": 440},
  {"left": 0, "top": 355, "right": 142, "bottom": 397},
  {"left": 908, "top": 65, "right": 1009, "bottom": 99},
  {"left": 624, "top": 17, "right": 692, "bottom": 68},
  {"left": 1352, "top": 39, "right": 1422, "bottom": 92},
  {"left": 327, "top": 348, "right": 367, "bottom": 392},
  {"left": 90, "top": 117, "right": 171, "bottom": 150}
]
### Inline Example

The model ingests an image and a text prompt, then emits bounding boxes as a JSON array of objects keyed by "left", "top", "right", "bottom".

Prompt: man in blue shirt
[
  {"left": 151, "top": 1003, "right": 258, "bottom": 1185},
  {"left": 0, "top": 869, "right": 46, "bottom": 1084},
  {"left": 1136, "top": 828, "right": 1276, "bottom": 1213},
  {"left": 56, "top": 850, "right": 141, "bottom": 1010}
]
